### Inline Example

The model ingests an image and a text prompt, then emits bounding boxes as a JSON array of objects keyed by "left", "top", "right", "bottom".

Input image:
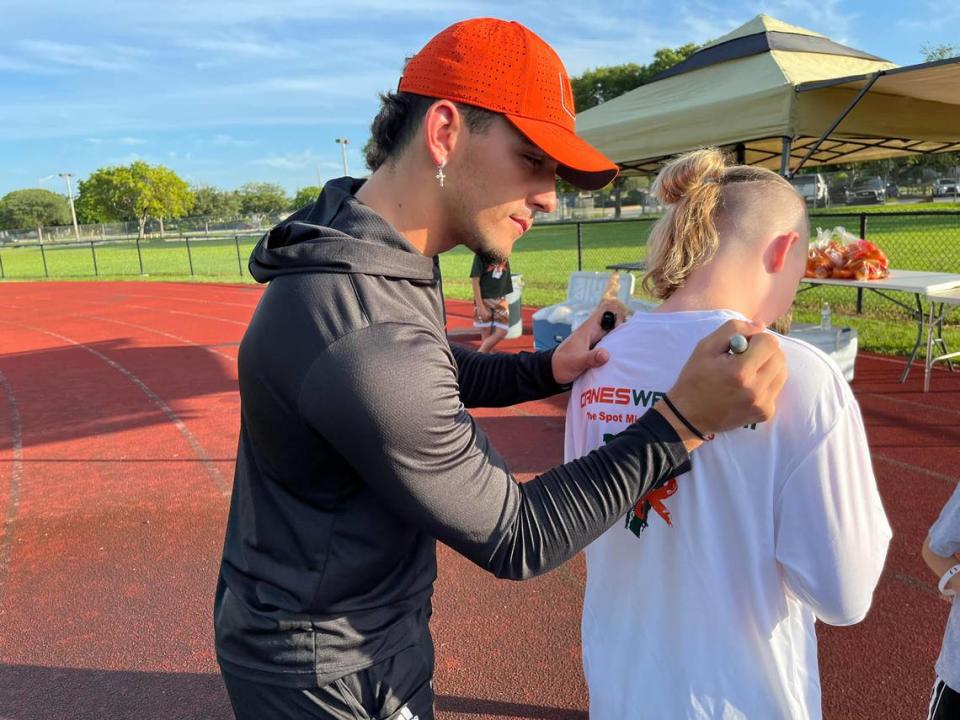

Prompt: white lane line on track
[
  {"left": 0, "top": 295, "right": 253, "bottom": 330},
  {"left": 119, "top": 292, "right": 259, "bottom": 309},
  {"left": 19, "top": 297, "right": 249, "bottom": 328},
  {"left": 75, "top": 313, "right": 238, "bottom": 363},
  {"left": 0, "top": 370, "right": 23, "bottom": 601},
  {"left": 0, "top": 321, "right": 230, "bottom": 497},
  {"left": 859, "top": 353, "right": 913, "bottom": 367},
  {"left": 859, "top": 391, "right": 960, "bottom": 419},
  {"left": 872, "top": 454, "right": 958, "bottom": 485},
  {"left": 0, "top": 300, "right": 249, "bottom": 340},
  {"left": 891, "top": 569, "right": 940, "bottom": 598},
  {"left": 123, "top": 303, "right": 249, "bottom": 327}
]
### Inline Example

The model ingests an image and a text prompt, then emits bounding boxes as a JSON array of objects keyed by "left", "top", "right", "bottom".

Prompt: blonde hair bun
[
  {"left": 642, "top": 147, "right": 801, "bottom": 300},
  {"left": 652, "top": 148, "right": 727, "bottom": 204}
]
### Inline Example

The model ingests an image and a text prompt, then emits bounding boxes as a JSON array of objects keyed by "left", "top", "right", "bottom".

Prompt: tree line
[{"left": 0, "top": 161, "right": 325, "bottom": 237}]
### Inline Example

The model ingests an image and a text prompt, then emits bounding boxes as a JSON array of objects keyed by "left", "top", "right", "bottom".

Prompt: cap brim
[{"left": 505, "top": 114, "right": 619, "bottom": 191}]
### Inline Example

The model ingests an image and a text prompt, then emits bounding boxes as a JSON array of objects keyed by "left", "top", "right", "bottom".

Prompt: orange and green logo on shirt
[
  {"left": 627, "top": 478, "right": 678, "bottom": 535},
  {"left": 604, "top": 431, "right": 677, "bottom": 537}
]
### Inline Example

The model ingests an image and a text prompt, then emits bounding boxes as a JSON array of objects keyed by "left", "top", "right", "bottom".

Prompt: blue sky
[{"left": 1, "top": 0, "right": 955, "bottom": 199}]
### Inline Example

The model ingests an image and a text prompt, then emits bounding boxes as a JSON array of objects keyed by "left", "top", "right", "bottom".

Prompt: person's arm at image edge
[
  {"left": 923, "top": 484, "right": 960, "bottom": 595},
  {"left": 923, "top": 536, "right": 960, "bottom": 597}
]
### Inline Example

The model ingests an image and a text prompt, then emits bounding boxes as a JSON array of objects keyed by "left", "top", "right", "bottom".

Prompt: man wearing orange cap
[{"left": 215, "top": 18, "right": 786, "bottom": 720}]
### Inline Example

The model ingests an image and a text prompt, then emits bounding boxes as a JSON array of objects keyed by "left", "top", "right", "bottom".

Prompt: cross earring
[{"left": 435, "top": 162, "right": 446, "bottom": 188}]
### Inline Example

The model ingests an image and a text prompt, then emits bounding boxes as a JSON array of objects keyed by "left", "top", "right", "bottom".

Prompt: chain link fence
[
  {"left": 2, "top": 210, "right": 958, "bottom": 319},
  {"left": 0, "top": 213, "right": 288, "bottom": 246},
  {"left": 563, "top": 211, "right": 960, "bottom": 322},
  {"left": 3, "top": 208, "right": 958, "bottom": 355},
  {"left": 0, "top": 231, "right": 267, "bottom": 280},
  {"left": 0, "top": 213, "right": 293, "bottom": 280}
]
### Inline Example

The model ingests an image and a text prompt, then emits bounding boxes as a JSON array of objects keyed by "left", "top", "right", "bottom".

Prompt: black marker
[{"left": 600, "top": 311, "right": 616, "bottom": 331}]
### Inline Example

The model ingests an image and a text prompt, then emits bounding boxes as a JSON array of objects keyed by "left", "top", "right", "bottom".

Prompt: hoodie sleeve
[
  {"left": 450, "top": 343, "right": 568, "bottom": 408},
  {"left": 300, "top": 321, "right": 690, "bottom": 580}
]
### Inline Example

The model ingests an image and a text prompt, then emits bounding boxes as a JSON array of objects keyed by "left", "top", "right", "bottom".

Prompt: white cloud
[
  {"left": 139, "top": 0, "right": 461, "bottom": 27},
  {"left": 107, "top": 152, "right": 146, "bottom": 165},
  {"left": 184, "top": 32, "right": 303, "bottom": 70},
  {"left": 254, "top": 150, "right": 325, "bottom": 170},
  {"left": 749, "top": 0, "right": 858, "bottom": 45},
  {"left": 679, "top": 4, "right": 743, "bottom": 45},
  {"left": 84, "top": 136, "right": 144, "bottom": 145},
  {"left": 0, "top": 53, "right": 63, "bottom": 74},
  {"left": 182, "top": 34, "right": 292, "bottom": 58},
  {"left": 17, "top": 40, "right": 147, "bottom": 72},
  {"left": 213, "top": 134, "right": 255, "bottom": 146}
]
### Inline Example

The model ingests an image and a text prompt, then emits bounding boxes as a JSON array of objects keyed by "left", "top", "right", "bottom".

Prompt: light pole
[
  {"left": 334, "top": 137, "right": 349, "bottom": 177},
  {"left": 58, "top": 172, "right": 81, "bottom": 241}
]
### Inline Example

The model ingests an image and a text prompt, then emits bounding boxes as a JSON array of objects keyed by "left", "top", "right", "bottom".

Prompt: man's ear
[
  {"left": 423, "top": 100, "right": 463, "bottom": 167},
  {"left": 768, "top": 230, "right": 801, "bottom": 273}
]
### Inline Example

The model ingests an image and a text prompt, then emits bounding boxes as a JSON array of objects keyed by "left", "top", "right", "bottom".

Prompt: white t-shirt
[{"left": 565, "top": 309, "right": 891, "bottom": 720}]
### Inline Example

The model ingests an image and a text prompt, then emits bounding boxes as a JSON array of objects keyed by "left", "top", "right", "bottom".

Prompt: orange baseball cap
[{"left": 399, "top": 18, "right": 619, "bottom": 191}]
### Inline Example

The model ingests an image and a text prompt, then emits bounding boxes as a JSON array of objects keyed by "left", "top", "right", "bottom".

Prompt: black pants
[
  {"left": 221, "top": 640, "right": 435, "bottom": 720},
  {"left": 929, "top": 677, "right": 960, "bottom": 720}
]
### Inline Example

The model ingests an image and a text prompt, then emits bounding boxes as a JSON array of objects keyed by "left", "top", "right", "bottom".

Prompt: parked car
[
  {"left": 789, "top": 173, "right": 830, "bottom": 207},
  {"left": 847, "top": 176, "right": 887, "bottom": 204},
  {"left": 828, "top": 182, "right": 849, "bottom": 205},
  {"left": 933, "top": 177, "right": 959, "bottom": 197}
]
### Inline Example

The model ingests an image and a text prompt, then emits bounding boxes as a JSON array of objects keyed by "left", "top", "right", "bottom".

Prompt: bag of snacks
[{"left": 805, "top": 227, "right": 889, "bottom": 281}]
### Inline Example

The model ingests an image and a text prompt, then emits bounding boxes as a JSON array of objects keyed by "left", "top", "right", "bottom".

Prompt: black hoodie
[{"left": 214, "top": 177, "right": 690, "bottom": 687}]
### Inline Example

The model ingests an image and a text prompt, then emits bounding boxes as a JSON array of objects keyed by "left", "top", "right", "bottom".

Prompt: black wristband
[{"left": 660, "top": 394, "right": 714, "bottom": 442}]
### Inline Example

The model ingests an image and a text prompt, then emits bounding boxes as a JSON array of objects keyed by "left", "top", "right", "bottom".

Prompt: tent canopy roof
[
  {"left": 703, "top": 14, "right": 825, "bottom": 48},
  {"left": 653, "top": 13, "right": 889, "bottom": 84},
  {"left": 576, "top": 14, "right": 960, "bottom": 176}
]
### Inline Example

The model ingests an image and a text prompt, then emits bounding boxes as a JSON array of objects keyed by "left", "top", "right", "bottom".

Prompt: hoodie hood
[{"left": 249, "top": 177, "right": 439, "bottom": 284}]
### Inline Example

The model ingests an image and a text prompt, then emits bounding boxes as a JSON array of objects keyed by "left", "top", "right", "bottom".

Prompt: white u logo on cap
[{"left": 559, "top": 73, "right": 576, "bottom": 121}]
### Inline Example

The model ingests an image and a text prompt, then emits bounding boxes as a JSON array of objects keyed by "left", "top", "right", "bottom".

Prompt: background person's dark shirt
[{"left": 471, "top": 255, "right": 513, "bottom": 298}]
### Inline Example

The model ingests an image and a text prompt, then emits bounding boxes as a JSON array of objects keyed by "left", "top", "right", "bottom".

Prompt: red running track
[{"left": 0, "top": 281, "right": 956, "bottom": 719}]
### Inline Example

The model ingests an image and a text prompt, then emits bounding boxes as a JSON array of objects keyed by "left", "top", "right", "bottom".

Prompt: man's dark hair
[{"left": 365, "top": 91, "right": 498, "bottom": 171}]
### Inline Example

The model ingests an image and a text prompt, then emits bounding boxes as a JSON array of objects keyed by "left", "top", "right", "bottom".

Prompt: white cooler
[
  {"left": 504, "top": 274, "right": 523, "bottom": 339},
  {"left": 787, "top": 324, "right": 858, "bottom": 381}
]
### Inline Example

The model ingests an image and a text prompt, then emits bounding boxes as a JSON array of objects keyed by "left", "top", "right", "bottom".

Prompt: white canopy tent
[{"left": 576, "top": 15, "right": 960, "bottom": 176}]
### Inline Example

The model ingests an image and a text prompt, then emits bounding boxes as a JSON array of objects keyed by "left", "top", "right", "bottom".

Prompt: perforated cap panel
[{"left": 399, "top": 18, "right": 618, "bottom": 189}]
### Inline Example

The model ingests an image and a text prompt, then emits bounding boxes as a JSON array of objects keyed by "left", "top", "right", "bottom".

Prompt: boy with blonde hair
[{"left": 566, "top": 149, "right": 891, "bottom": 719}]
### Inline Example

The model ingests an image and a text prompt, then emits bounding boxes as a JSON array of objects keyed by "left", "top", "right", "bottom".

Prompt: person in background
[
  {"left": 471, "top": 255, "right": 513, "bottom": 352},
  {"left": 566, "top": 147, "right": 891, "bottom": 719},
  {"left": 922, "top": 483, "right": 960, "bottom": 719}
]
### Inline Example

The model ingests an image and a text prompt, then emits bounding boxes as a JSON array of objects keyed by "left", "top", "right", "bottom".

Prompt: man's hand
[
  {"left": 656, "top": 319, "right": 787, "bottom": 448},
  {"left": 551, "top": 299, "right": 630, "bottom": 385}
]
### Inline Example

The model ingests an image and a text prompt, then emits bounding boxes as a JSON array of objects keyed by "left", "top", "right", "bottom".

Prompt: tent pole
[
  {"left": 780, "top": 137, "right": 792, "bottom": 176},
  {"left": 793, "top": 72, "right": 881, "bottom": 175}
]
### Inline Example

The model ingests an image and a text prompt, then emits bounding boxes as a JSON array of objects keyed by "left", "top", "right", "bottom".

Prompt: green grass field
[
  {"left": 438, "top": 209, "right": 960, "bottom": 358},
  {"left": 0, "top": 235, "right": 261, "bottom": 282},
  {"left": 2, "top": 209, "right": 959, "bottom": 358}
]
